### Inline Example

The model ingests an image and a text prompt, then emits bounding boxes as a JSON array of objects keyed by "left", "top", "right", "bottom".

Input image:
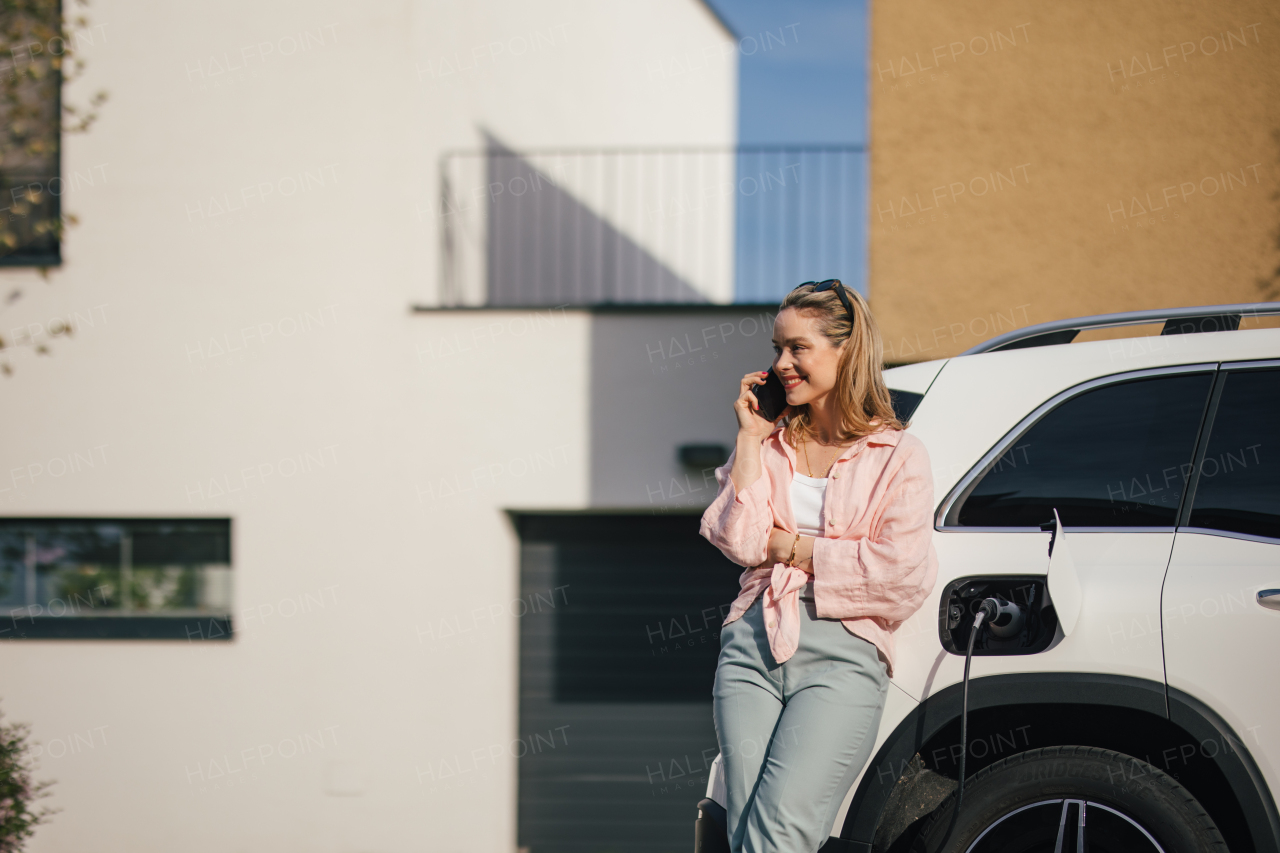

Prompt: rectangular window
[
  {"left": 0, "top": 2, "right": 63, "bottom": 266},
  {"left": 0, "top": 519, "right": 232, "bottom": 639}
]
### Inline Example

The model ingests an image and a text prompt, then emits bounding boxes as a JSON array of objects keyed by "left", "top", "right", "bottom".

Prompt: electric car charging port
[{"left": 939, "top": 575, "right": 1057, "bottom": 656}]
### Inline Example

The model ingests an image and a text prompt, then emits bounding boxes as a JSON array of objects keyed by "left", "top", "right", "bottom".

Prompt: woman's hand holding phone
[
  {"left": 729, "top": 370, "right": 789, "bottom": 494},
  {"left": 735, "top": 370, "right": 789, "bottom": 438}
]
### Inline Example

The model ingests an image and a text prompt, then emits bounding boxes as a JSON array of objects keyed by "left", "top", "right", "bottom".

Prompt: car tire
[{"left": 911, "top": 745, "right": 1228, "bottom": 853}]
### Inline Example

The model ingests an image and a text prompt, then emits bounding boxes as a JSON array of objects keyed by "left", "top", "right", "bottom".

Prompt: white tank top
[{"left": 791, "top": 472, "right": 828, "bottom": 537}]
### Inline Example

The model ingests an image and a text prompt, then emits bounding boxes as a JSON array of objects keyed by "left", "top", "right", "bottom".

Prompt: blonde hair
[{"left": 778, "top": 282, "right": 903, "bottom": 448}]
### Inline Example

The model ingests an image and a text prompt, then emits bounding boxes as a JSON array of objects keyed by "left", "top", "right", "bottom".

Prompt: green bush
[{"left": 0, "top": 709, "right": 53, "bottom": 853}]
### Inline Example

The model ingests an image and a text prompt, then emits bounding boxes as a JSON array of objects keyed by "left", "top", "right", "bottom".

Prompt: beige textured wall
[{"left": 868, "top": 0, "right": 1280, "bottom": 362}]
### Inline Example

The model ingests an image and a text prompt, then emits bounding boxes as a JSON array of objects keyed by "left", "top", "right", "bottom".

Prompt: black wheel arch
[{"left": 835, "top": 673, "right": 1279, "bottom": 853}]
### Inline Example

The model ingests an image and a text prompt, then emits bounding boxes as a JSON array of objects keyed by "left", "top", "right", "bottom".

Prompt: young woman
[{"left": 699, "top": 280, "right": 938, "bottom": 853}]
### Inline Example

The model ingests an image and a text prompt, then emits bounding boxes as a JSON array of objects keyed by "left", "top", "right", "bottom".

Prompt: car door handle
[{"left": 1258, "top": 590, "right": 1280, "bottom": 611}]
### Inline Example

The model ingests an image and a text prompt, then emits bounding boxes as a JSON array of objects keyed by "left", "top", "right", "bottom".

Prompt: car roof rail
[{"left": 962, "top": 302, "right": 1280, "bottom": 355}]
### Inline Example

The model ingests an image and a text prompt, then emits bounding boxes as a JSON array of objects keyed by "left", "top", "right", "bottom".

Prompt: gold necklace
[{"left": 801, "top": 434, "right": 845, "bottom": 478}]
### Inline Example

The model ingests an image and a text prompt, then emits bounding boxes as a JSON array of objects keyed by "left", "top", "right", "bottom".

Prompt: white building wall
[{"left": 0, "top": 2, "right": 736, "bottom": 851}]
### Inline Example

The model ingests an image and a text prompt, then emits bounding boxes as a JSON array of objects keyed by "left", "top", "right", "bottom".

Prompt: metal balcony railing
[{"left": 435, "top": 144, "right": 866, "bottom": 307}]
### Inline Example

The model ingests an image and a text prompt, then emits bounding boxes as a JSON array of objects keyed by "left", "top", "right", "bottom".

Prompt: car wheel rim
[{"left": 964, "top": 798, "right": 1166, "bottom": 853}]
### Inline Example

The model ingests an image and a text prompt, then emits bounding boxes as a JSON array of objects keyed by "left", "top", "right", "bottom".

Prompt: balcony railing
[{"left": 435, "top": 144, "right": 866, "bottom": 307}]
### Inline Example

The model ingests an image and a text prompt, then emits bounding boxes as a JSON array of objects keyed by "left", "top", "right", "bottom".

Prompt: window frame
[
  {"left": 1176, "top": 358, "right": 1280, "bottom": 546},
  {"left": 0, "top": 3, "right": 64, "bottom": 269},
  {"left": 935, "top": 363, "right": 1220, "bottom": 532},
  {"left": 0, "top": 517, "right": 233, "bottom": 640}
]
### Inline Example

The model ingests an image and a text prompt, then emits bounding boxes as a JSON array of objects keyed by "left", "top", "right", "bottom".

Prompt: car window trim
[
  {"left": 1177, "top": 526, "right": 1280, "bottom": 547},
  {"left": 1176, "top": 369, "right": 1227, "bottom": 527},
  {"left": 1220, "top": 358, "right": 1280, "bottom": 371},
  {"left": 935, "top": 363, "right": 1220, "bottom": 531},
  {"left": 949, "top": 526, "right": 1178, "bottom": 533}
]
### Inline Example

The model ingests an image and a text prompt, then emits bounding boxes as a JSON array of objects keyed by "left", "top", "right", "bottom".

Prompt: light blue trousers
[{"left": 712, "top": 585, "right": 889, "bottom": 853}]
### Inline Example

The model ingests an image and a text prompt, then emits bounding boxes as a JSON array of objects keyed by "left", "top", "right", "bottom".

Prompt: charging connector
[{"left": 982, "top": 595, "right": 1026, "bottom": 639}]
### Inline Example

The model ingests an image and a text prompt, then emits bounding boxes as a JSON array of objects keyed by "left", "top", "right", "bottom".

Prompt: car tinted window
[
  {"left": 1188, "top": 368, "right": 1280, "bottom": 540},
  {"left": 956, "top": 373, "right": 1213, "bottom": 527},
  {"left": 889, "top": 389, "right": 925, "bottom": 423}
]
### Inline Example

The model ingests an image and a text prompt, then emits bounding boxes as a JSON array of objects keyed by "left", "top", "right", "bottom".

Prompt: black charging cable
[{"left": 936, "top": 597, "right": 1000, "bottom": 851}]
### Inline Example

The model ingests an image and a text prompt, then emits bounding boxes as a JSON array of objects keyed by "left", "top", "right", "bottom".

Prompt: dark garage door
[{"left": 516, "top": 513, "right": 743, "bottom": 853}]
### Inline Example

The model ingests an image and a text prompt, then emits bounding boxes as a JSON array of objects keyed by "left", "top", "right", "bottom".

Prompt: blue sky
[{"left": 705, "top": 0, "right": 868, "bottom": 145}]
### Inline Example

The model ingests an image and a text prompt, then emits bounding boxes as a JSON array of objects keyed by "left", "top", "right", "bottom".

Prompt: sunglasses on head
[{"left": 795, "top": 279, "right": 855, "bottom": 324}]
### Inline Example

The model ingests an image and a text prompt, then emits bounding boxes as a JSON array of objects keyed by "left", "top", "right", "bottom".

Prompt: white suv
[{"left": 697, "top": 303, "right": 1280, "bottom": 853}]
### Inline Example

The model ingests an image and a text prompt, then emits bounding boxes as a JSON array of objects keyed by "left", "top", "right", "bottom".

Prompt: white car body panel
[
  {"left": 896, "top": 328, "right": 1280, "bottom": 704},
  {"left": 883, "top": 358, "right": 948, "bottom": 396},
  {"left": 892, "top": 532, "right": 1174, "bottom": 702},
  {"left": 1163, "top": 531, "right": 1280, "bottom": 800}
]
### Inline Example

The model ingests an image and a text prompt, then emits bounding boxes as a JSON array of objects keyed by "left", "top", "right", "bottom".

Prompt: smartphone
[{"left": 753, "top": 368, "right": 788, "bottom": 422}]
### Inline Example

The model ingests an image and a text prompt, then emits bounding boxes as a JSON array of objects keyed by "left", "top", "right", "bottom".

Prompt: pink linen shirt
[{"left": 698, "top": 424, "right": 939, "bottom": 677}]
